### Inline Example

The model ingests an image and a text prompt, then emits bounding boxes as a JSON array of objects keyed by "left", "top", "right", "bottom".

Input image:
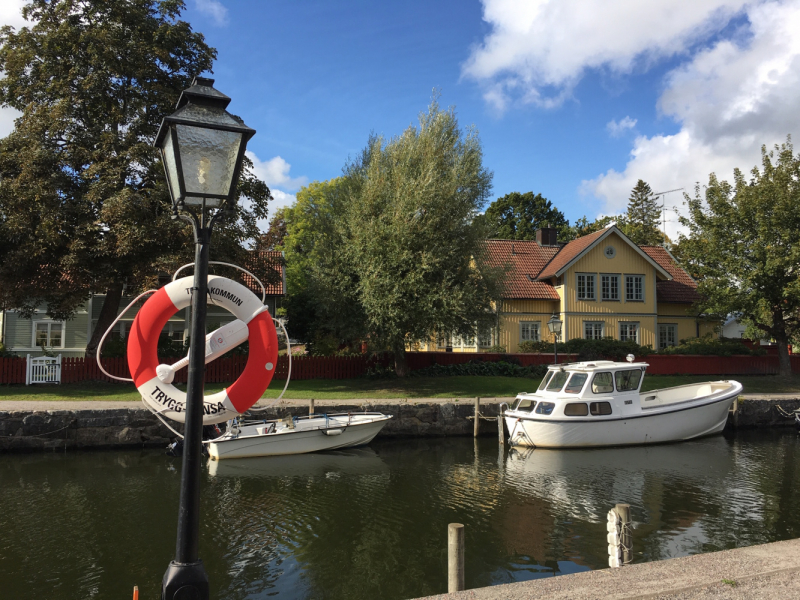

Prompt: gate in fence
[{"left": 26, "top": 354, "right": 61, "bottom": 385}]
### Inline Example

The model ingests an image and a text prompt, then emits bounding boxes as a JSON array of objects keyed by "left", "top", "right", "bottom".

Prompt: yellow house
[{"left": 414, "top": 226, "right": 714, "bottom": 353}]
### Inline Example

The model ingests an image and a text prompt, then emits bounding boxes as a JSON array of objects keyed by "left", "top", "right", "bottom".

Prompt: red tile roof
[
  {"left": 242, "top": 250, "right": 285, "bottom": 296},
  {"left": 483, "top": 240, "right": 560, "bottom": 300},
  {"left": 536, "top": 228, "right": 608, "bottom": 280},
  {"left": 640, "top": 246, "right": 700, "bottom": 304}
]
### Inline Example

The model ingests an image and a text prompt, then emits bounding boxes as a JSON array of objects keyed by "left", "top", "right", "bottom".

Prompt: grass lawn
[{"left": 1, "top": 373, "right": 799, "bottom": 402}]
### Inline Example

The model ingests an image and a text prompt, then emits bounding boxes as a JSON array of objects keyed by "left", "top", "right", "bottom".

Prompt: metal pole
[
  {"left": 554, "top": 337, "right": 558, "bottom": 364},
  {"left": 448, "top": 523, "right": 465, "bottom": 593},
  {"left": 162, "top": 224, "right": 210, "bottom": 599}
]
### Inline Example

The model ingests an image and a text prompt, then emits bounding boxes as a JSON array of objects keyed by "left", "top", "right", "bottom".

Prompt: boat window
[
  {"left": 513, "top": 398, "right": 535, "bottom": 411},
  {"left": 537, "top": 371, "right": 554, "bottom": 391},
  {"left": 591, "top": 372, "right": 614, "bottom": 394},
  {"left": 615, "top": 369, "right": 643, "bottom": 392},
  {"left": 590, "top": 401, "right": 613, "bottom": 415},
  {"left": 564, "top": 402, "right": 589, "bottom": 416},
  {"left": 535, "top": 402, "right": 555, "bottom": 415},
  {"left": 546, "top": 370, "right": 569, "bottom": 392},
  {"left": 565, "top": 373, "right": 588, "bottom": 394}
]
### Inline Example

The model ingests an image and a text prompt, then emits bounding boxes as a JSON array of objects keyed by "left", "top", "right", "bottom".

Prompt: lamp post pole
[
  {"left": 155, "top": 76, "right": 255, "bottom": 600},
  {"left": 547, "top": 313, "right": 563, "bottom": 365}
]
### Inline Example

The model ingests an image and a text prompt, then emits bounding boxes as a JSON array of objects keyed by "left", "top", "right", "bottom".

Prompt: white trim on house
[
  {"left": 31, "top": 319, "right": 66, "bottom": 349},
  {"left": 550, "top": 226, "right": 672, "bottom": 280}
]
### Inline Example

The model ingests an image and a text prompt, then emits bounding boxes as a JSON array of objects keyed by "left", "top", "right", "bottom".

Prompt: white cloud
[
  {"left": 246, "top": 151, "right": 308, "bottom": 192},
  {"left": 0, "top": 105, "right": 20, "bottom": 138},
  {"left": 195, "top": 0, "right": 228, "bottom": 25},
  {"left": 584, "top": 1, "right": 800, "bottom": 240},
  {"left": 463, "top": 0, "right": 749, "bottom": 111},
  {"left": 0, "top": 0, "right": 27, "bottom": 138},
  {"left": 606, "top": 116, "right": 637, "bottom": 137}
]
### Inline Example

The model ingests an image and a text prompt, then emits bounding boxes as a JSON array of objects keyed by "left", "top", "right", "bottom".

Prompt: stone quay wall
[{"left": 0, "top": 396, "right": 797, "bottom": 453}]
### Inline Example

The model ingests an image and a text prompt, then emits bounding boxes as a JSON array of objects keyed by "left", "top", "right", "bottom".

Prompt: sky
[{"left": 2, "top": 0, "right": 800, "bottom": 240}]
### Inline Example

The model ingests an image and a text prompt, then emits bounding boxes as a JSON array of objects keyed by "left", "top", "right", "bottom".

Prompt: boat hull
[
  {"left": 505, "top": 393, "right": 736, "bottom": 448},
  {"left": 208, "top": 417, "right": 390, "bottom": 460}
]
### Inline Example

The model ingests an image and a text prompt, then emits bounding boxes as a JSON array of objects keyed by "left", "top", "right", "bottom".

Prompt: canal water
[{"left": 1, "top": 430, "right": 799, "bottom": 599}]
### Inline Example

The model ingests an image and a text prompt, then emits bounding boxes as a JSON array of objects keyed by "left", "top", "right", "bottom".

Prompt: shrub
[
  {"left": 410, "top": 359, "right": 546, "bottom": 378},
  {"left": 484, "top": 344, "right": 507, "bottom": 353},
  {"left": 517, "top": 340, "right": 553, "bottom": 353},
  {"left": 658, "top": 334, "right": 765, "bottom": 356},
  {"left": 0, "top": 342, "right": 15, "bottom": 357},
  {"left": 558, "top": 337, "right": 653, "bottom": 361}
]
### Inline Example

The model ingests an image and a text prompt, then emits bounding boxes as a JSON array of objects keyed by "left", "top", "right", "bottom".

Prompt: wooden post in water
[
  {"left": 474, "top": 397, "right": 480, "bottom": 437},
  {"left": 616, "top": 503, "right": 632, "bottom": 565},
  {"left": 309, "top": 398, "right": 315, "bottom": 415},
  {"left": 448, "top": 523, "right": 465, "bottom": 593},
  {"left": 497, "top": 402, "right": 505, "bottom": 447}
]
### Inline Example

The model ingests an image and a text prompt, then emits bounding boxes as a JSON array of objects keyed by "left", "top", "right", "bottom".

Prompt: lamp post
[
  {"left": 547, "top": 313, "right": 563, "bottom": 364},
  {"left": 154, "top": 76, "right": 255, "bottom": 600}
]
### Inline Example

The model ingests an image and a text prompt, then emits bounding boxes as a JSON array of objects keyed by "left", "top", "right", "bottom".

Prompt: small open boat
[
  {"left": 504, "top": 358, "right": 742, "bottom": 448},
  {"left": 207, "top": 412, "right": 392, "bottom": 460}
]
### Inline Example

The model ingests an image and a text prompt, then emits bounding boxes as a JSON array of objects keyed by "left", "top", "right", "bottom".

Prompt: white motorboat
[
  {"left": 504, "top": 358, "right": 742, "bottom": 448},
  {"left": 207, "top": 412, "right": 392, "bottom": 460}
]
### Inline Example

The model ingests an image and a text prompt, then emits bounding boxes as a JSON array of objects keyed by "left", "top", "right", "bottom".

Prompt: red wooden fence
[{"left": 2, "top": 352, "right": 799, "bottom": 385}]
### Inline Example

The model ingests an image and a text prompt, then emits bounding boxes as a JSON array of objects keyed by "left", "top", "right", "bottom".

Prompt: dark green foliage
[
  {"left": 657, "top": 335, "right": 765, "bottom": 356},
  {"left": 558, "top": 337, "right": 653, "bottom": 361},
  {"left": 484, "top": 344, "right": 506, "bottom": 353},
  {"left": 482, "top": 191, "right": 571, "bottom": 241},
  {"left": 517, "top": 340, "right": 553, "bottom": 353},
  {"left": 410, "top": 360, "right": 546, "bottom": 379},
  {"left": 624, "top": 179, "right": 663, "bottom": 245}
]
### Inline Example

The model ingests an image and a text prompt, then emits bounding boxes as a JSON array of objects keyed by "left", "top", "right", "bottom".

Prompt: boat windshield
[
  {"left": 546, "top": 370, "right": 569, "bottom": 392},
  {"left": 615, "top": 368, "right": 643, "bottom": 391},
  {"left": 513, "top": 397, "right": 536, "bottom": 411},
  {"left": 537, "top": 371, "right": 554, "bottom": 391},
  {"left": 565, "top": 373, "right": 588, "bottom": 394}
]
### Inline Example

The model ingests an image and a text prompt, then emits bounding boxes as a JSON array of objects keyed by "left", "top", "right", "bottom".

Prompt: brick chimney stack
[{"left": 536, "top": 226, "right": 558, "bottom": 247}]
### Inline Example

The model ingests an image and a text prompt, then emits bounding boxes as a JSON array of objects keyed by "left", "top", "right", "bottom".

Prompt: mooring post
[
  {"left": 309, "top": 398, "right": 315, "bottom": 416},
  {"left": 448, "top": 523, "right": 465, "bottom": 593},
  {"left": 474, "top": 397, "right": 480, "bottom": 437},
  {"left": 616, "top": 503, "right": 632, "bottom": 565},
  {"left": 497, "top": 402, "right": 505, "bottom": 447}
]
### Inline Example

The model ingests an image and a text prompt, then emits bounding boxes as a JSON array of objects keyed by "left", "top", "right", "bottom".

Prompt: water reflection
[{"left": 1, "top": 431, "right": 799, "bottom": 600}]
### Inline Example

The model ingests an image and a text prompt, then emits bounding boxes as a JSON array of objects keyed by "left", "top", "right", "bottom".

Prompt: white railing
[{"left": 26, "top": 354, "right": 62, "bottom": 385}]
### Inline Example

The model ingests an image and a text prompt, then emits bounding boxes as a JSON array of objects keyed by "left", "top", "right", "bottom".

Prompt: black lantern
[
  {"left": 156, "top": 76, "right": 255, "bottom": 210},
  {"left": 154, "top": 77, "right": 255, "bottom": 600},
  {"left": 547, "top": 313, "right": 563, "bottom": 364}
]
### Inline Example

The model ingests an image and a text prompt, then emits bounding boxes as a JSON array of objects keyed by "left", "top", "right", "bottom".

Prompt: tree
[
  {"left": 568, "top": 214, "right": 620, "bottom": 239},
  {"left": 314, "top": 102, "right": 504, "bottom": 375},
  {"left": 0, "top": 0, "right": 272, "bottom": 357},
  {"left": 677, "top": 139, "right": 800, "bottom": 376},
  {"left": 257, "top": 208, "right": 288, "bottom": 251},
  {"left": 482, "top": 191, "right": 571, "bottom": 242},
  {"left": 624, "top": 179, "right": 663, "bottom": 245}
]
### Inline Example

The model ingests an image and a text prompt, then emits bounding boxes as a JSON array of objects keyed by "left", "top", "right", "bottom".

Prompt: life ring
[{"left": 127, "top": 275, "right": 278, "bottom": 424}]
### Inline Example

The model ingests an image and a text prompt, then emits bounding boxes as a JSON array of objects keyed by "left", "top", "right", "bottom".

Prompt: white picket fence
[{"left": 26, "top": 354, "right": 62, "bottom": 385}]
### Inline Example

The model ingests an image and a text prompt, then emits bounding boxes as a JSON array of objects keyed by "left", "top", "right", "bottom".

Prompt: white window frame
[
  {"left": 659, "top": 324, "right": 678, "bottom": 349},
  {"left": 601, "top": 274, "right": 620, "bottom": 301},
  {"left": 625, "top": 275, "right": 645, "bottom": 302},
  {"left": 520, "top": 321, "right": 540, "bottom": 342},
  {"left": 437, "top": 333, "right": 450, "bottom": 349},
  {"left": 32, "top": 320, "right": 66, "bottom": 349},
  {"left": 576, "top": 273, "right": 596, "bottom": 301},
  {"left": 478, "top": 325, "right": 494, "bottom": 348},
  {"left": 619, "top": 322, "right": 640, "bottom": 343},
  {"left": 584, "top": 321, "right": 604, "bottom": 340}
]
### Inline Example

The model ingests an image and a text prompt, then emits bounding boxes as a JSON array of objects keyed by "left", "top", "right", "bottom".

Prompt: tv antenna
[{"left": 653, "top": 187, "right": 684, "bottom": 246}]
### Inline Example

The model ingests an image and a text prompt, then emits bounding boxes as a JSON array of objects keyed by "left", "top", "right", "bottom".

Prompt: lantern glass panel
[
  {"left": 176, "top": 123, "right": 243, "bottom": 198},
  {"left": 161, "top": 128, "right": 182, "bottom": 204}
]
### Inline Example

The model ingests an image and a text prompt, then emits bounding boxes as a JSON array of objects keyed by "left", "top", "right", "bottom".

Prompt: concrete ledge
[{"left": 415, "top": 537, "right": 800, "bottom": 600}]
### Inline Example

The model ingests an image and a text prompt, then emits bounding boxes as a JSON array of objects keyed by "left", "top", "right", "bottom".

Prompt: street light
[
  {"left": 547, "top": 313, "right": 563, "bottom": 364},
  {"left": 154, "top": 76, "right": 255, "bottom": 600}
]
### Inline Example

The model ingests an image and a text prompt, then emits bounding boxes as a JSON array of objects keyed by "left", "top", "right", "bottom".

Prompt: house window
[
  {"left": 619, "top": 322, "right": 639, "bottom": 343},
  {"left": 601, "top": 275, "right": 620, "bottom": 301},
  {"left": 625, "top": 275, "right": 644, "bottom": 302},
  {"left": 520, "top": 322, "right": 540, "bottom": 342},
  {"left": 584, "top": 321, "right": 604, "bottom": 340},
  {"left": 659, "top": 324, "right": 677, "bottom": 349},
  {"left": 577, "top": 274, "right": 596, "bottom": 300},
  {"left": 437, "top": 333, "right": 449, "bottom": 349},
  {"left": 460, "top": 333, "right": 476, "bottom": 347},
  {"left": 478, "top": 325, "right": 494, "bottom": 348},
  {"left": 33, "top": 321, "right": 64, "bottom": 348}
]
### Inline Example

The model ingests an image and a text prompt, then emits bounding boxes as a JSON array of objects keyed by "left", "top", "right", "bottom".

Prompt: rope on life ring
[{"left": 127, "top": 275, "right": 278, "bottom": 425}]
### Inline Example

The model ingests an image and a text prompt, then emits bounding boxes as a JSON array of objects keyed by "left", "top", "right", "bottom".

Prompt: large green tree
[
  {"left": 677, "top": 139, "right": 800, "bottom": 376},
  {"left": 312, "top": 102, "right": 504, "bottom": 375},
  {"left": 481, "top": 191, "right": 571, "bottom": 242},
  {"left": 623, "top": 179, "right": 663, "bottom": 245},
  {"left": 0, "top": 0, "right": 271, "bottom": 357}
]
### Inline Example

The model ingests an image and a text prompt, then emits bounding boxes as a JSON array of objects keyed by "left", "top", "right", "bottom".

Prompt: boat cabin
[{"left": 510, "top": 360, "right": 649, "bottom": 420}]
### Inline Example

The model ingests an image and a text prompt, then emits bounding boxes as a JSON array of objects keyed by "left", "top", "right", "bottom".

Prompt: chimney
[
  {"left": 536, "top": 226, "right": 558, "bottom": 247},
  {"left": 511, "top": 243, "right": 515, "bottom": 255}
]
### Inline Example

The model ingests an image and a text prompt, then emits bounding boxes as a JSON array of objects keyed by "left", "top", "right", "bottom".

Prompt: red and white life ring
[{"left": 127, "top": 275, "right": 278, "bottom": 424}]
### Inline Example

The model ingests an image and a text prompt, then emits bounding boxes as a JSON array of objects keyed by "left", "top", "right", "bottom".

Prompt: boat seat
[{"left": 694, "top": 384, "right": 713, "bottom": 399}]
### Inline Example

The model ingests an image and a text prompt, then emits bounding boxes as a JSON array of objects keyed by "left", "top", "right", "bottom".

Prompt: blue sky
[{"left": 2, "top": 0, "right": 799, "bottom": 238}]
